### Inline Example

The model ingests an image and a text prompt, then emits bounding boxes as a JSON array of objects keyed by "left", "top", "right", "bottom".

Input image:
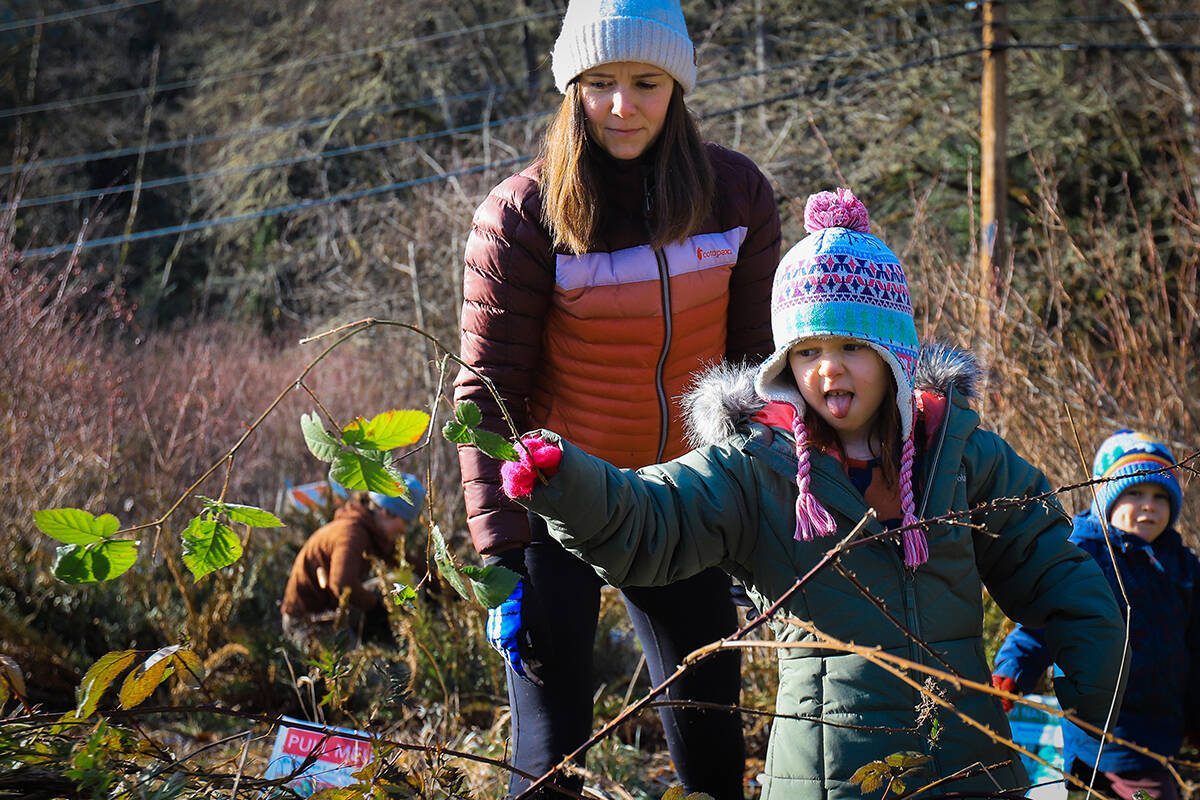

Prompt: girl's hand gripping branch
[{"left": 500, "top": 435, "right": 563, "bottom": 499}]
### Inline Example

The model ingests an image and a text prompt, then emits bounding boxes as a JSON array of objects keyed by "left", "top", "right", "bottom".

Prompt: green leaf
[
  {"left": 347, "top": 410, "right": 430, "bottom": 450},
  {"left": 0, "top": 656, "right": 23, "bottom": 710},
  {"left": 181, "top": 516, "right": 243, "bottom": 581},
  {"left": 441, "top": 420, "right": 471, "bottom": 445},
  {"left": 884, "top": 752, "right": 930, "bottom": 768},
  {"left": 75, "top": 650, "right": 137, "bottom": 719},
  {"left": 454, "top": 400, "right": 482, "bottom": 428},
  {"left": 661, "top": 788, "right": 686, "bottom": 800},
  {"left": 461, "top": 564, "right": 521, "bottom": 609},
  {"left": 301, "top": 412, "right": 342, "bottom": 462},
  {"left": 118, "top": 647, "right": 177, "bottom": 709},
  {"left": 330, "top": 452, "right": 404, "bottom": 495},
  {"left": 389, "top": 583, "right": 417, "bottom": 608},
  {"left": 431, "top": 525, "right": 470, "bottom": 602},
  {"left": 890, "top": 779, "right": 905, "bottom": 795},
  {"left": 52, "top": 540, "right": 139, "bottom": 583},
  {"left": 197, "top": 497, "right": 283, "bottom": 528},
  {"left": 34, "top": 508, "right": 119, "bottom": 545},
  {"left": 472, "top": 429, "right": 520, "bottom": 462}
]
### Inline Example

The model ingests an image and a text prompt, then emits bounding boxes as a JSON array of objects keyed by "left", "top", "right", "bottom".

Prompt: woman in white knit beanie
[{"left": 453, "top": 1, "right": 781, "bottom": 796}]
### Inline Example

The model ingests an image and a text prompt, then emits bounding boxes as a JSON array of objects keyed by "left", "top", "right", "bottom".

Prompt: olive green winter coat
[{"left": 518, "top": 347, "right": 1124, "bottom": 799}]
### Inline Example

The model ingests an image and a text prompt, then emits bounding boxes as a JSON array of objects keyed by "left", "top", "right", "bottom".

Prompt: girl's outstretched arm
[
  {"left": 506, "top": 431, "right": 761, "bottom": 588},
  {"left": 966, "top": 430, "right": 1126, "bottom": 730}
]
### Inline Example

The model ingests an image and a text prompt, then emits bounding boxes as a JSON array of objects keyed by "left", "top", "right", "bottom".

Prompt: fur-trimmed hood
[{"left": 682, "top": 341, "right": 981, "bottom": 448}]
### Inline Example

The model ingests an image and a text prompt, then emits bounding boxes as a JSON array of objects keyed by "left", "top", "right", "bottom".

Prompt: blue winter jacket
[{"left": 993, "top": 510, "right": 1200, "bottom": 771}]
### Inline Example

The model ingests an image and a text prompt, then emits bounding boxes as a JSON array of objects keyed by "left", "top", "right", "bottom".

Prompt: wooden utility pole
[{"left": 978, "top": 0, "right": 1008, "bottom": 341}]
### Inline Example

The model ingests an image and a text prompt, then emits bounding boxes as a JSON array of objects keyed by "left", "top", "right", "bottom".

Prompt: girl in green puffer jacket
[{"left": 498, "top": 188, "right": 1126, "bottom": 799}]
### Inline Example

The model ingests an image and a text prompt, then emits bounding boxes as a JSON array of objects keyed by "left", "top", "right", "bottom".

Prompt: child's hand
[
  {"left": 991, "top": 674, "right": 1018, "bottom": 713},
  {"left": 500, "top": 435, "right": 563, "bottom": 499}
]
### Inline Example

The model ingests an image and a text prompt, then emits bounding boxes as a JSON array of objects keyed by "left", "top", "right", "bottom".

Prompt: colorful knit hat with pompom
[
  {"left": 1090, "top": 429, "right": 1182, "bottom": 528},
  {"left": 754, "top": 188, "right": 926, "bottom": 566}
]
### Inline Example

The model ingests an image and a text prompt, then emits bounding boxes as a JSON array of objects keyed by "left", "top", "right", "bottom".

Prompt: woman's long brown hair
[{"left": 539, "top": 81, "right": 715, "bottom": 254}]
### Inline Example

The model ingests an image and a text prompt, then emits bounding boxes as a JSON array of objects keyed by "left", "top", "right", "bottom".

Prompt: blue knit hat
[
  {"left": 551, "top": 0, "right": 697, "bottom": 93},
  {"left": 368, "top": 473, "right": 426, "bottom": 523},
  {"left": 755, "top": 188, "right": 926, "bottom": 566},
  {"left": 1091, "top": 429, "right": 1182, "bottom": 527}
]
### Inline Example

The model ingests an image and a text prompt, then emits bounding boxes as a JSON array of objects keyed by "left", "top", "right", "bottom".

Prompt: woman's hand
[{"left": 500, "top": 435, "right": 562, "bottom": 499}]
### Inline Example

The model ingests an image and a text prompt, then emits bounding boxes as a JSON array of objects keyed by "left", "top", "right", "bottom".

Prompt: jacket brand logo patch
[{"left": 697, "top": 246, "right": 734, "bottom": 260}]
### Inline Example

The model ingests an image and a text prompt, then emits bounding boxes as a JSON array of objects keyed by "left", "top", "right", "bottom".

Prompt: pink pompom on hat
[{"left": 755, "top": 188, "right": 927, "bottom": 567}]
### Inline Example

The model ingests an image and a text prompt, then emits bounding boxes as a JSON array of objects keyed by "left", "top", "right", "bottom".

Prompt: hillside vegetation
[{"left": 1, "top": 0, "right": 1198, "bottom": 797}]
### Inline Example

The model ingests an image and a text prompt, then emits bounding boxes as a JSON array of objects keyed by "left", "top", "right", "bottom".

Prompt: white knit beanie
[{"left": 551, "top": 0, "right": 697, "bottom": 93}]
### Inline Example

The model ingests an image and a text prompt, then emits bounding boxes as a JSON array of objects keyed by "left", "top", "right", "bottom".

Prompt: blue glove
[{"left": 483, "top": 551, "right": 543, "bottom": 686}]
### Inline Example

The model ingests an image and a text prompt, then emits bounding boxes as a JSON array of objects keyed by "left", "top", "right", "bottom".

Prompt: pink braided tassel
[
  {"left": 899, "top": 435, "right": 928, "bottom": 567},
  {"left": 792, "top": 414, "right": 837, "bottom": 541}
]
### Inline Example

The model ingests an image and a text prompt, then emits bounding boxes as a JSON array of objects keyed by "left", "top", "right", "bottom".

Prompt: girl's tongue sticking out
[{"left": 825, "top": 391, "right": 853, "bottom": 419}]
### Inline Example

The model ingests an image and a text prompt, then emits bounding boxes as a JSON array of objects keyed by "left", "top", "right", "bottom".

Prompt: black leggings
[{"left": 503, "top": 514, "right": 745, "bottom": 799}]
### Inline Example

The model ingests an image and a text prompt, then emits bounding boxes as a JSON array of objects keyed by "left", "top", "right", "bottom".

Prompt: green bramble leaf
[
  {"left": 431, "top": 525, "right": 470, "bottom": 602},
  {"left": 884, "top": 752, "right": 930, "bottom": 769},
  {"left": 197, "top": 497, "right": 283, "bottom": 528},
  {"left": 461, "top": 564, "right": 521, "bottom": 609},
  {"left": 390, "top": 582, "right": 418, "bottom": 608},
  {"left": 441, "top": 420, "right": 471, "bottom": 445},
  {"left": 330, "top": 452, "right": 405, "bottom": 495},
  {"left": 472, "top": 429, "right": 520, "bottom": 462},
  {"left": 181, "top": 516, "right": 243, "bottom": 581},
  {"left": 74, "top": 650, "right": 137, "bottom": 719},
  {"left": 890, "top": 779, "right": 906, "bottom": 795},
  {"left": 34, "top": 508, "right": 119, "bottom": 545},
  {"left": 118, "top": 646, "right": 178, "bottom": 709},
  {"left": 454, "top": 400, "right": 483, "bottom": 428},
  {"left": 52, "top": 540, "right": 139, "bottom": 583},
  {"left": 344, "top": 410, "right": 429, "bottom": 450},
  {"left": 301, "top": 412, "right": 342, "bottom": 462}
]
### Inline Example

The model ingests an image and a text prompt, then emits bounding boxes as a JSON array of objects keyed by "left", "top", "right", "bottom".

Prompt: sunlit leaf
[
  {"left": 34, "top": 508, "right": 119, "bottom": 545},
  {"left": 347, "top": 410, "right": 429, "bottom": 450},
  {"left": 301, "top": 412, "right": 342, "bottom": 462},
  {"left": 198, "top": 497, "right": 283, "bottom": 528},
  {"left": 850, "top": 762, "right": 887, "bottom": 794},
  {"left": 441, "top": 420, "right": 471, "bottom": 445},
  {"left": 431, "top": 525, "right": 470, "bottom": 602},
  {"left": 472, "top": 429, "right": 520, "bottom": 462},
  {"left": 884, "top": 752, "right": 930, "bottom": 768},
  {"left": 330, "top": 452, "right": 404, "bottom": 495},
  {"left": 75, "top": 650, "right": 137, "bottom": 719},
  {"left": 890, "top": 779, "right": 906, "bottom": 795},
  {"left": 118, "top": 648, "right": 176, "bottom": 709},
  {"left": 0, "top": 656, "right": 25, "bottom": 709},
  {"left": 181, "top": 516, "right": 243, "bottom": 581},
  {"left": 661, "top": 788, "right": 685, "bottom": 800},
  {"left": 454, "top": 400, "right": 482, "bottom": 428},
  {"left": 170, "top": 649, "right": 205, "bottom": 690},
  {"left": 52, "top": 540, "right": 139, "bottom": 583},
  {"left": 461, "top": 565, "right": 521, "bottom": 609},
  {"left": 390, "top": 583, "right": 418, "bottom": 609}
]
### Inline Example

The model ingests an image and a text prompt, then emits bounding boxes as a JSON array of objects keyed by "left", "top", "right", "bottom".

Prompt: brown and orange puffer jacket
[{"left": 454, "top": 142, "right": 781, "bottom": 555}]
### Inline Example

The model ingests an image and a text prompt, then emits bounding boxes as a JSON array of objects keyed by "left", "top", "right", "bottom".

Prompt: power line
[
  {"left": 3, "top": 6, "right": 982, "bottom": 175},
  {"left": 0, "top": 0, "right": 161, "bottom": 34},
  {"left": 20, "top": 44, "right": 995, "bottom": 258},
  {"left": 0, "top": 9, "right": 558, "bottom": 120},
  {"left": 19, "top": 155, "right": 531, "bottom": 258},
  {"left": 11, "top": 23, "right": 982, "bottom": 193},
  {"left": 1004, "top": 41, "right": 1200, "bottom": 53},
  {"left": 16, "top": 111, "right": 548, "bottom": 209},
  {"left": 0, "top": 82, "right": 541, "bottom": 177}
]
